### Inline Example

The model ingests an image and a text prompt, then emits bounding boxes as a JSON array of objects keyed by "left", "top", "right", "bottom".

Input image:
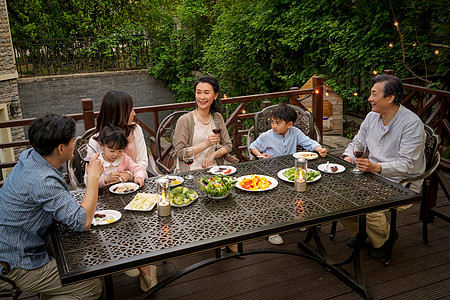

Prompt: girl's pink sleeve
[{"left": 123, "top": 155, "right": 146, "bottom": 180}]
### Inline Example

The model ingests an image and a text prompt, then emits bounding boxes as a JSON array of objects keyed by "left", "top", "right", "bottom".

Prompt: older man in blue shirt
[
  {"left": 0, "top": 114, "right": 104, "bottom": 299},
  {"left": 342, "top": 74, "right": 426, "bottom": 258}
]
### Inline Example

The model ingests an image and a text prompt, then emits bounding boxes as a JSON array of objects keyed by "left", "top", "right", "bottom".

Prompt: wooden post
[
  {"left": 312, "top": 76, "right": 324, "bottom": 137},
  {"left": 82, "top": 98, "right": 95, "bottom": 130}
]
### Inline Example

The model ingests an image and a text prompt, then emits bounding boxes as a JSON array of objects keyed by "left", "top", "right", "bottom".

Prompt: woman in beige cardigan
[{"left": 174, "top": 75, "right": 232, "bottom": 172}]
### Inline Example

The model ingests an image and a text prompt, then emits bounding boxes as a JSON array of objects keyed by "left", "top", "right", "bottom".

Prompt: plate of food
[
  {"left": 318, "top": 163, "right": 346, "bottom": 174},
  {"left": 124, "top": 193, "right": 159, "bottom": 211},
  {"left": 92, "top": 210, "right": 122, "bottom": 226},
  {"left": 169, "top": 186, "right": 198, "bottom": 207},
  {"left": 109, "top": 182, "right": 139, "bottom": 194},
  {"left": 209, "top": 165, "right": 236, "bottom": 176},
  {"left": 235, "top": 175, "right": 278, "bottom": 192},
  {"left": 293, "top": 152, "right": 319, "bottom": 160},
  {"left": 277, "top": 167, "right": 321, "bottom": 183},
  {"left": 166, "top": 175, "right": 184, "bottom": 187},
  {"left": 199, "top": 174, "right": 237, "bottom": 199}
]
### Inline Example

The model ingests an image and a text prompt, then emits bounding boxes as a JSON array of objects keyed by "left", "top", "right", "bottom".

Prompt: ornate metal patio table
[{"left": 50, "top": 154, "right": 421, "bottom": 299}]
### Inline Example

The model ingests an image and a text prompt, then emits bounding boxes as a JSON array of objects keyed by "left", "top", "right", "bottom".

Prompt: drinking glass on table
[
  {"left": 183, "top": 148, "right": 195, "bottom": 179},
  {"left": 212, "top": 128, "right": 222, "bottom": 150},
  {"left": 352, "top": 140, "right": 366, "bottom": 174}
]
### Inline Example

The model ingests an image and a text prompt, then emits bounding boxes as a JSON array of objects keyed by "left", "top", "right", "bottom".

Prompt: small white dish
[
  {"left": 109, "top": 182, "right": 139, "bottom": 194},
  {"left": 209, "top": 165, "right": 237, "bottom": 176},
  {"left": 92, "top": 210, "right": 122, "bottom": 226},
  {"left": 317, "top": 163, "right": 346, "bottom": 174},
  {"left": 277, "top": 168, "right": 321, "bottom": 183},
  {"left": 293, "top": 152, "right": 319, "bottom": 160},
  {"left": 235, "top": 175, "right": 278, "bottom": 192},
  {"left": 166, "top": 175, "right": 184, "bottom": 187}
]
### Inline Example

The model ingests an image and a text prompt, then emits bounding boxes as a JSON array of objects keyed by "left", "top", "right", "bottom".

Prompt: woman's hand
[
  {"left": 202, "top": 153, "right": 216, "bottom": 168},
  {"left": 204, "top": 134, "right": 220, "bottom": 148}
]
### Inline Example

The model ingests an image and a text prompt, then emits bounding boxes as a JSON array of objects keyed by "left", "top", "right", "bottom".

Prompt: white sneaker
[
  {"left": 267, "top": 234, "right": 284, "bottom": 245},
  {"left": 124, "top": 268, "right": 140, "bottom": 278}
]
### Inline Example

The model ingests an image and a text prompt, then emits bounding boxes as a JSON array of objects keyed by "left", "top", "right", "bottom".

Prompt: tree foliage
[{"left": 8, "top": 0, "right": 449, "bottom": 113}]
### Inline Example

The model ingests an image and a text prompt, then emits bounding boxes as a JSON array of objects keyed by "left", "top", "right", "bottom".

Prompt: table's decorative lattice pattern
[{"left": 57, "top": 155, "right": 416, "bottom": 272}]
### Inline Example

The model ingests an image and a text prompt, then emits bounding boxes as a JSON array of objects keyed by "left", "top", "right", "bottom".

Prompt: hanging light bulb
[
  {"left": 373, "top": 70, "right": 378, "bottom": 75},
  {"left": 412, "top": 43, "right": 417, "bottom": 47},
  {"left": 223, "top": 94, "right": 228, "bottom": 99},
  {"left": 325, "top": 91, "right": 329, "bottom": 97},
  {"left": 353, "top": 92, "right": 358, "bottom": 97},
  {"left": 388, "top": 43, "right": 394, "bottom": 48},
  {"left": 315, "top": 89, "right": 320, "bottom": 94},
  {"left": 434, "top": 49, "right": 440, "bottom": 55},
  {"left": 242, "top": 109, "right": 246, "bottom": 114},
  {"left": 393, "top": 21, "right": 398, "bottom": 27}
]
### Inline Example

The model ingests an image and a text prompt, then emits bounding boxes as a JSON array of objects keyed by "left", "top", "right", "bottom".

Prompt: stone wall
[{"left": 18, "top": 70, "right": 176, "bottom": 136}]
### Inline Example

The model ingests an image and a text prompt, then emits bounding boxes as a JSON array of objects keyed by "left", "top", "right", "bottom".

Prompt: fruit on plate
[
  {"left": 238, "top": 175, "right": 272, "bottom": 190},
  {"left": 169, "top": 187, "right": 198, "bottom": 206},
  {"left": 199, "top": 174, "right": 236, "bottom": 198}
]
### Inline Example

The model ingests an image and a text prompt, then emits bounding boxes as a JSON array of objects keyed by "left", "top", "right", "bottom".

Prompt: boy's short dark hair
[
  {"left": 97, "top": 123, "right": 128, "bottom": 150},
  {"left": 271, "top": 103, "right": 297, "bottom": 124},
  {"left": 28, "top": 114, "right": 75, "bottom": 156}
]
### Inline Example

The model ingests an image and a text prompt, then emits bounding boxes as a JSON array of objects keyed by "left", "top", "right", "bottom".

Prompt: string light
[
  {"left": 315, "top": 89, "right": 320, "bottom": 94},
  {"left": 223, "top": 94, "right": 228, "bottom": 99},
  {"left": 412, "top": 43, "right": 417, "bottom": 47},
  {"left": 393, "top": 21, "right": 398, "bottom": 27},
  {"left": 373, "top": 70, "right": 378, "bottom": 75},
  {"left": 325, "top": 91, "right": 329, "bottom": 97},
  {"left": 388, "top": 43, "right": 394, "bottom": 48},
  {"left": 241, "top": 109, "right": 246, "bottom": 114},
  {"left": 353, "top": 92, "right": 358, "bottom": 97},
  {"left": 434, "top": 49, "right": 440, "bottom": 55}
]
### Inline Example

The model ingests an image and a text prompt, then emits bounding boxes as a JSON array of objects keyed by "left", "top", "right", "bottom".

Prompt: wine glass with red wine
[
  {"left": 183, "top": 148, "right": 195, "bottom": 179},
  {"left": 212, "top": 128, "right": 222, "bottom": 149},
  {"left": 352, "top": 140, "right": 366, "bottom": 173}
]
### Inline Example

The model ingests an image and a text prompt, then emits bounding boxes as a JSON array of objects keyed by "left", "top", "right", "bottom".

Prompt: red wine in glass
[
  {"left": 184, "top": 158, "right": 194, "bottom": 166},
  {"left": 354, "top": 151, "right": 364, "bottom": 158},
  {"left": 212, "top": 128, "right": 222, "bottom": 134}
]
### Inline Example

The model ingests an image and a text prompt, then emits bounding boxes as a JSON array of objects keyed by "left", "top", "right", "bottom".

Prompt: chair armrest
[
  {"left": 156, "top": 158, "right": 172, "bottom": 174},
  {"left": 399, "top": 152, "right": 440, "bottom": 186},
  {"left": 0, "top": 261, "right": 10, "bottom": 275},
  {"left": 313, "top": 124, "right": 323, "bottom": 145},
  {"left": 246, "top": 126, "right": 257, "bottom": 160}
]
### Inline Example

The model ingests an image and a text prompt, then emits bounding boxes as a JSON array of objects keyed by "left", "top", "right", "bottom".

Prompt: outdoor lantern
[
  {"left": 294, "top": 157, "right": 307, "bottom": 192},
  {"left": 157, "top": 177, "right": 171, "bottom": 216}
]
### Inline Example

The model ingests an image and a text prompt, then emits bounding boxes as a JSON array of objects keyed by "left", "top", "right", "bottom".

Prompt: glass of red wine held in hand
[
  {"left": 352, "top": 140, "right": 366, "bottom": 173},
  {"left": 212, "top": 128, "right": 221, "bottom": 150},
  {"left": 183, "top": 148, "right": 195, "bottom": 179}
]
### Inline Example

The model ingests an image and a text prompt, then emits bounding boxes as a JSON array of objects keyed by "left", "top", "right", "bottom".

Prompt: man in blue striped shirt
[{"left": 0, "top": 114, "right": 104, "bottom": 299}]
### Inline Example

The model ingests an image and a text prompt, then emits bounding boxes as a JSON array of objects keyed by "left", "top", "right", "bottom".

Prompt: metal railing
[{"left": 13, "top": 35, "right": 153, "bottom": 77}]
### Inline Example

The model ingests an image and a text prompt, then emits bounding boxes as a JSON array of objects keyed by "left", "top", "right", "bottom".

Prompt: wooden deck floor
[{"left": 18, "top": 171, "right": 450, "bottom": 300}]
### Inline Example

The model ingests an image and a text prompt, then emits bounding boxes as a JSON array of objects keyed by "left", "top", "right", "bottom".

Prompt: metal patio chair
[
  {"left": 67, "top": 128, "right": 96, "bottom": 190},
  {"left": 0, "top": 261, "right": 22, "bottom": 300}
]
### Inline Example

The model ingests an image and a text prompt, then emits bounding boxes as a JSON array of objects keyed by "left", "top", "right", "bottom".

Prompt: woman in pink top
[{"left": 87, "top": 124, "right": 146, "bottom": 188}]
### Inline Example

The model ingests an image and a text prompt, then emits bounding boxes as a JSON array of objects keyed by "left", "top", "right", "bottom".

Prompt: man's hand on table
[{"left": 355, "top": 158, "right": 382, "bottom": 173}]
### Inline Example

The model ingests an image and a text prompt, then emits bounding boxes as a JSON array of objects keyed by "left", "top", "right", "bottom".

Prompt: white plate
[
  {"left": 166, "top": 176, "right": 184, "bottom": 187},
  {"left": 171, "top": 194, "right": 199, "bottom": 207},
  {"left": 209, "top": 165, "right": 237, "bottom": 176},
  {"left": 318, "top": 163, "right": 346, "bottom": 174},
  {"left": 293, "top": 152, "right": 319, "bottom": 160},
  {"left": 109, "top": 182, "right": 139, "bottom": 194},
  {"left": 124, "top": 193, "right": 158, "bottom": 211},
  {"left": 92, "top": 210, "right": 122, "bottom": 226},
  {"left": 235, "top": 175, "right": 278, "bottom": 192},
  {"left": 277, "top": 168, "right": 321, "bottom": 183}
]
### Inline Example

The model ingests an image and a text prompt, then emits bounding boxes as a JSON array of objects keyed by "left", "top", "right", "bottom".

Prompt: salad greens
[
  {"left": 282, "top": 167, "right": 320, "bottom": 182},
  {"left": 199, "top": 174, "right": 237, "bottom": 198},
  {"left": 169, "top": 187, "right": 198, "bottom": 206}
]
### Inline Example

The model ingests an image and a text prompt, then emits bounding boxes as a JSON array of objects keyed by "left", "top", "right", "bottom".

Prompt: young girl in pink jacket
[{"left": 85, "top": 124, "right": 146, "bottom": 188}]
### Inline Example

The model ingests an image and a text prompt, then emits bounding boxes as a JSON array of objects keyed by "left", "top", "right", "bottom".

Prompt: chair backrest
[
  {"left": 67, "top": 128, "right": 96, "bottom": 190},
  {"left": 423, "top": 124, "right": 441, "bottom": 171},
  {"left": 155, "top": 111, "right": 189, "bottom": 174}
]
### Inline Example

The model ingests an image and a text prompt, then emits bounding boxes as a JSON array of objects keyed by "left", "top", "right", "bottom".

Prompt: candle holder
[
  {"left": 294, "top": 157, "right": 307, "bottom": 192},
  {"left": 156, "top": 177, "right": 171, "bottom": 216}
]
